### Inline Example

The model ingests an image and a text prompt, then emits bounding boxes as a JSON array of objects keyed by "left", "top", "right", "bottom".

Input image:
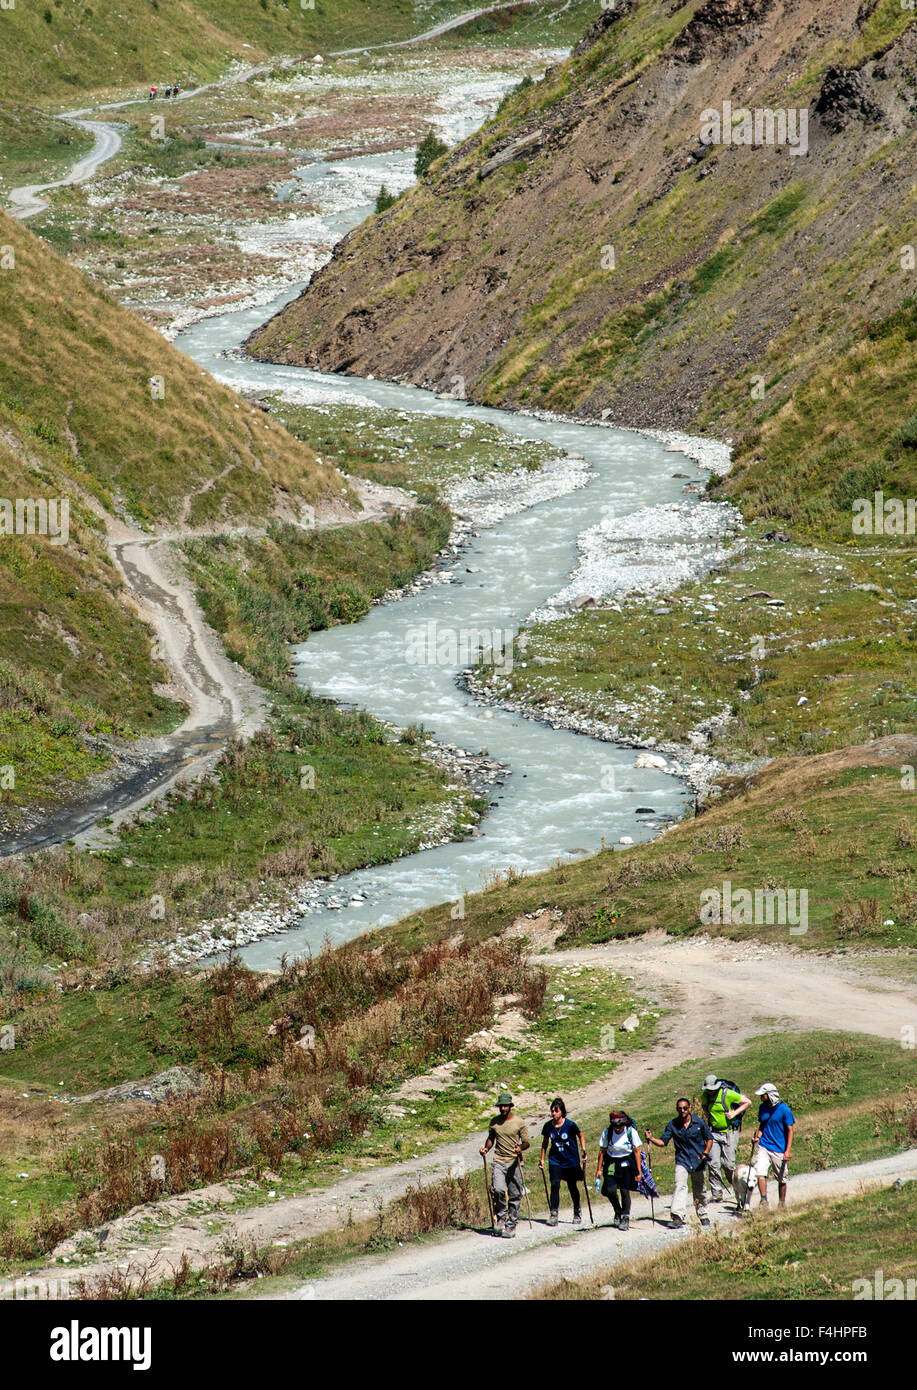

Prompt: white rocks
[
  {"left": 620, "top": 1014, "right": 640, "bottom": 1032},
  {"left": 634, "top": 752, "right": 668, "bottom": 771},
  {"left": 529, "top": 500, "right": 743, "bottom": 622},
  {"left": 618, "top": 836, "right": 634, "bottom": 845}
]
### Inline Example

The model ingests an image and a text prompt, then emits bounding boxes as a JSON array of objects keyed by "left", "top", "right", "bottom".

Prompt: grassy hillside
[
  {"left": 0, "top": 0, "right": 587, "bottom": 104},
  {"left": 0, "top": 209, "right": 338, "bottom": 807},
  {"left": 2, "top": 0, "right": 419, "bottom": 102},
  {"left": 250, "top": 0, "right": 917, "bottom": 508}
]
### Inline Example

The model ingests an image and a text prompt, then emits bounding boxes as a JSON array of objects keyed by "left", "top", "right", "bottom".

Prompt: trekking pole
[
  {"left": 518, "top": 1152, "right": 534, "bottom": 1231},
  {"left": 581, "top": 1154, "right": 594, "bottom": 1226},
  {"left": 540, "top": 1163, "right": 550, "bottom": 1212},
  {"left": 482, "top": 1153, "right": 495, "bottom": 1231},
  {"left": 742, "top": 1133, "right": 757, "bottom": 1211}
]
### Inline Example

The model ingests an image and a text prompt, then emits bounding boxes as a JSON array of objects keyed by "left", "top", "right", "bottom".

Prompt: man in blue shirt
[
  {"left": 753, "top": 1082, "right": 795, "bottom": 1208},
  {"left": 646, "top": 1098, "right": 714, "bottom": 1229}
]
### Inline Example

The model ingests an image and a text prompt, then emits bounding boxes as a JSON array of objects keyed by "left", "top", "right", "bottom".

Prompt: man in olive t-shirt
[{"left": 480, "top": 1092, "right": 530, "bottom": 1236}]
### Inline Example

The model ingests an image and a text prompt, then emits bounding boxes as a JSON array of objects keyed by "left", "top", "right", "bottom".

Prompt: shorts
[{"left": 754, "top": 1146, "right": 789, "bottom": 1181}]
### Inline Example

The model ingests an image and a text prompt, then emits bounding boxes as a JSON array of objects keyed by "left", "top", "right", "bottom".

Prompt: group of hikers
[
  {"left": 479, "top": 1076, "right": 795, "bottom": 1237},
  {"left": 149, "top": 83, "right": 181, "bottom": 99}
]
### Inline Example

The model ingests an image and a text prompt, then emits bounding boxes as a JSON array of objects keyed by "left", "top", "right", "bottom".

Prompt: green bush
[
  {"left": 375, "top": 185, "right": 397, "bottom": 213},
  {"left": 414, "top": 130, "right": 448, "bottom": 178}
]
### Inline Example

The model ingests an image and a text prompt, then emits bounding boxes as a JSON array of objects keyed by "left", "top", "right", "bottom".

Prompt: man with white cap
[
  {"left": 753, "top": 1082, "right": 795, "bottom": 1208},
  {"left": 701, "top": 1073, "right": 751, "bottom": 1205}
]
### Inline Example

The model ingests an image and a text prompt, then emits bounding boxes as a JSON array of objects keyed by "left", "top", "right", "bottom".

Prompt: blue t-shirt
[
  {"left": 541, "top": 1118, "right": 581, "bottom": 1169},
  {"left": 758, "top": 1100, "right": 795, "bottom": 1152},
  {"left": 660, "top": 1114, "right": 713, "bottom": 1172}
]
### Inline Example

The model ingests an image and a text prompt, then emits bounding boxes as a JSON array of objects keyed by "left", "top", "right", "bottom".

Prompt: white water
[{"left": 174, "top": 112, "right": 704, "bottom": 970}]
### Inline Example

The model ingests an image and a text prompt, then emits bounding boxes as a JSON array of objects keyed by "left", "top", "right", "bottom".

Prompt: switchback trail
[{"left": 6, "top": 937, "right": 914, "bottom": 1297}]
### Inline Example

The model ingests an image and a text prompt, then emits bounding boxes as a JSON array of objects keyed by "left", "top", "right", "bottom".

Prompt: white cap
[{"left": 755, "top": 1082, "right": 779, "bottom": 1098}]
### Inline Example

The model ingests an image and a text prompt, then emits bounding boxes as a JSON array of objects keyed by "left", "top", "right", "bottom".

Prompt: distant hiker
[
  {"left": 173, "top": 82, "right": 180, "bottom": 97},
  {"left": 165, "top": 85, "right": 172, "bottom": 98},
  {"left": 150, "top": 86, "right": 157, "bottom": 99},
  {"left": 701, "top": 1072, "right": 751, "bottom": 1205},
  {"left": 539, "top": 1097, "right": 585, "bottom": 1226},
  {"left": 753, "top": 1083, "right": 795, "bottom": 1208},
  {"left": 645, "top": 1098, "right": 713, "bottom": 1229},
  {"left": 595, "top": 1108, "right": 642, "bottom": 1231},
  {"left": 480, "top": 1091, "right": 530, "bottom": 1238}
]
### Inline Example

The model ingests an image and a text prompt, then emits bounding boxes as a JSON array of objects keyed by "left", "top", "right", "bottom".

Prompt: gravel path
[
  {"left": 7, "top": 935, "right": 914, "bottom": 1298},
  {"left": 271, "top": 1150, "right": 917, "bottom": 1301}
]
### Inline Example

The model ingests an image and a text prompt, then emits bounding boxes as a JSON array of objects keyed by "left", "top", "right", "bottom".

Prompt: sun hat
[
  {"left": 497, "top": 1092, "right": 513, "bottom": 1107},
  {"left": 702, "top": 1073, "right": 720, "bottom": 1091},
  {"left": 755, "top": 1082, "right": 779, "bottom": 1099}
]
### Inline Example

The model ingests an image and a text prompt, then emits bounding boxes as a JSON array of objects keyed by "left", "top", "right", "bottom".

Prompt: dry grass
[
  {"left": 74, "top": 1172, "right": 490, "bottom": 1299},
  {"left": 0, "top": 937, "right": 538, "bottom": 1259}
]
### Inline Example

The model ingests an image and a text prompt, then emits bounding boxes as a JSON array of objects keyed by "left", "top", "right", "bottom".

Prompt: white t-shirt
[{"left": 601, "top": 1125, "right": 641, "bottom": 1159}]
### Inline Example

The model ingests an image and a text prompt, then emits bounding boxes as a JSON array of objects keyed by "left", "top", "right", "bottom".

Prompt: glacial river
[{"left": 176, "top": 135, "right": 697, "bottom": 968}]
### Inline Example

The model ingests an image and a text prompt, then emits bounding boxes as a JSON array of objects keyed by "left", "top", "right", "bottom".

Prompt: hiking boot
[
  {"left": 493, "top": 1220, "right": 505, "bottom": 1236},
  {"left": 611, "top": 1215, "right": 622, "bottom": 1229},
  {"left": 572, "top": 1211, "right": 582, "bottom": 1225},
  {"left": 502, "top": 1225, "right": 516, "bottom": 1239},
  {"left": 669, "top": 1215, "right": 685, "bottom": 1229},
  {"left": 548, "top": 1212, "right": 558, "bottom": 1226},
  {"left": 619, "top": 1215, "right": 629, "bottom": 1231},
  {"left": 700, "top": 1218, "right": 712, "bottom": 1230}
]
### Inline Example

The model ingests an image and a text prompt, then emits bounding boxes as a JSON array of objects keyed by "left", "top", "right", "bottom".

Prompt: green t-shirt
[{"left": 704, "top": 1087, "right": 742, "bottom": 1132}]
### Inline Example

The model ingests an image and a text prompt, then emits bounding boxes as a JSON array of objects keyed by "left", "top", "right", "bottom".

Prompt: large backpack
[{"left": 716, "top": 1081, "right": 744, "bottom": 1131}]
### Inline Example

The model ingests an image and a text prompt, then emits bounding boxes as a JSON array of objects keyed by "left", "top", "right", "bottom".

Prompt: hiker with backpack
[
  {"left": 480, "top": 1091, "right": 530, "bottom": 1238},
  {"left": 753, "top": 1082, "right": 795, "bottom": 1208},
  {"left": 539, "top": 1097, "right": 586, "bottom": 1226},
  {"left": 595, "top": 1109, "right": 642, "bottom": 1230},
  {"left": 701, "top": 1073, "right": 751, "bottom": 1206},
  {"left": 645, "top": 1098, "right": 714, "bottom": 1229}
]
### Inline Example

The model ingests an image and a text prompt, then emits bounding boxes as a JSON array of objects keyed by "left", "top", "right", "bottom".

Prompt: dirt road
[
  {"left": 269, "top": 1151, "right": 917, "bottom": 1301},
  {"left": 6, "top": 936, "right": 913, "bottom": 1297}
]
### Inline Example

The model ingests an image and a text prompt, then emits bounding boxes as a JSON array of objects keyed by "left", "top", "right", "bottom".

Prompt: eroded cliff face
[{"left": 248, "top": 0, "right": 917, "bottom": 438}]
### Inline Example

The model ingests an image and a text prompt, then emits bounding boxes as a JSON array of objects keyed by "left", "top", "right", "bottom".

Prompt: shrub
[
  {"left": 833, "top": 895, "right": 882, "bottom": 938},
  {"left": 375, "top": 185, "right": 397, "bottom": 213},
  {"left": 414, "top": 130, "right": 448, "bottom": 178}
]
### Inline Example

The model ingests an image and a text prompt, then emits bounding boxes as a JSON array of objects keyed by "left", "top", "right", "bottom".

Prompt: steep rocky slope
[{"left": 249, "top": 0, "right": 917, "bottom": 460}]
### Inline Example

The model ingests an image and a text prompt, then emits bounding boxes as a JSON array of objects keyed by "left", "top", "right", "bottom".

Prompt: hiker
[
  {"left": 595, "top": 1108, "right": 642, "bottom": 1230},
  {"left": 164, "top": 85, "right": 172, "bottom": 98},
  {"left": 480, "top": 1091, "right": 530, "bottom": 1238},
  {"left": 539, "top": 1097, "right": 585, "bottom": 1226},
  {"left": 150, "top": 85, "right": 157, "bottom": 99},
  {"left": 701, "top": 1072, "right": 751, "bottom": 1205},
  {"left": 173, "top": 82, "right": 180, "bottom": 98},
  {"left": 645, "top": 1098, "right": 714, "bottom": 1229},
  {"left": 753, "top": 1082, "right": 795, "bottom": 1208}
]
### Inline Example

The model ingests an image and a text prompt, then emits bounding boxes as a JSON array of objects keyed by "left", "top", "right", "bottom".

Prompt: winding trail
[
  {"left": 4, "top": 0, "right": 542, "bottom": 223},
  {"left": 6, "top": 937, "right": 914, "bottom": 1297},
  {"left": 6, "top": 119, "right": 122, "bottom": 221}
]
